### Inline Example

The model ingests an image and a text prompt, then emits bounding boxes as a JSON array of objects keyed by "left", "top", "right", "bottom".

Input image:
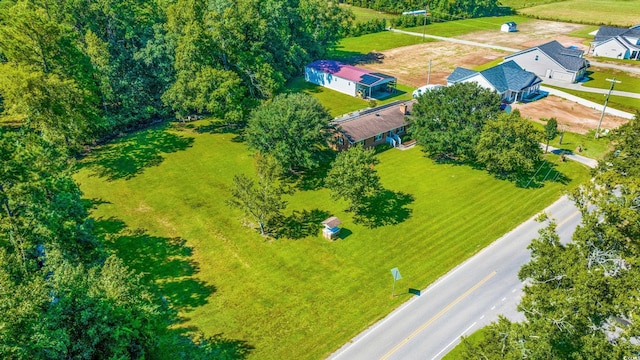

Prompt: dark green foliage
[
  {"left": 344, "top": 18, "right": 387, "bottom": 37},
  {"left": 390, "top": 14, "right": 430, "bottom": 28},
  {"left": 544, "top": 117, "right": 558, "bottom": 152},
  {"left": 461, "top": 114, "right": 640, "bottom": 358},
  {"left": 476, "top": 111, "right": 542, "bottom": 179},
  {"left": 326, "top": 146, "right": 383, "bottom": 212},
  {"left": 409, "top": 82, "right": 502, "bottom": 161},
  {"left": 246, "top": 93, "right": 333, "bottom": 172}
]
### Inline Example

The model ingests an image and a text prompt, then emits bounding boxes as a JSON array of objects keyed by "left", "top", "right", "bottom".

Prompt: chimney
[{"left": 399, "top": 103, "right": 407, "bottom": 115}]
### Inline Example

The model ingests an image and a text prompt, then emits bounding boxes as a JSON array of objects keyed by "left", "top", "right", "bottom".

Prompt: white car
[{"left": 412, "top": 84, "right": 444, "bottom": 98}]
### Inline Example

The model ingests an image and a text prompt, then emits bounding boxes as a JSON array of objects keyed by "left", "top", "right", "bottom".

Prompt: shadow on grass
[
  {"left": 515, "top": 160, "right": 571, "bottom": 189},
  {"left": 295, "top": 152, "right": 337, "bottom": 191},
  {"left": 81, "top": 123, "right": 194, "bottom": 181},
  {"left": 277, "top": 209, "right": 331, "bottom": 240},
  {"left": 94, "top": 217, "right": 214, "bottom": 311},
  {"left": 354, "top": 190, "right": 414, "bottom": 228},
  {"left": 157, "top": 327, "right": 254, "bottom": 359},
  {"left": 177, "top": 120, "right": 245, "bottom": 143}
]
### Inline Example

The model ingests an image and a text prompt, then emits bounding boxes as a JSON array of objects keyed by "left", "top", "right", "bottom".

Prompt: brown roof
[
  {"left": 332, "top": 100, "right": 415, "bottom": 143},
  {"left": 322, "top": 216, "right": 341, "bottom": 228}
]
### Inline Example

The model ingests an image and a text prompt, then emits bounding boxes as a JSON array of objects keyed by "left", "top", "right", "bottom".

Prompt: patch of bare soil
[
  {"left": 358, "top": 42, "right": 506, "bottom": 87},
  {"left": 512, "top": 95, "right": 628, "bottom": 134},
  {"left": 456, "top": 20, "right": 589, "bottom": 51}
]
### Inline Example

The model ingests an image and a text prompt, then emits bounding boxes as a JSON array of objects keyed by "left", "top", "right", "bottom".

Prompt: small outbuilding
[
  {"left": 321, "top": 216, "right": 342, "bottom": 240},
  {"left": 501, "top": 22, "right": 517, "bottom": 32},
  {"left": 305, "top": 60, "right": 397, "bottom": 99}
]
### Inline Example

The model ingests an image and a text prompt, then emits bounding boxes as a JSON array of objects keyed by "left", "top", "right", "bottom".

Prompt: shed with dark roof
[
  {"left": 305, "top": 60, "right": 397, "bottom": 99},
  {"left": 503, "top": 40, "right": 589, "bottom": 83}
]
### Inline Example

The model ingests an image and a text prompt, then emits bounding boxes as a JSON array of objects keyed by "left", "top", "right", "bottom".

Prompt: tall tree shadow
[
  {"left": 295, "top": 151, "right": 336, "bottom": 191},
  {"left": 354, "top": 190, "right": 414, "bottom": 228},
  {"left": 276, "top": 209, "right": 331, "bottom": 239},
  {"left": 93, "top": 217, "right": 214, "bottom": 311},
  {"left": 81, "top": 123, "right": 194, "bottom": 181},
  {"left": 156, "top": 327, "right": 254, "bottom": 359},
  {"left": 515, "top": 160, "right": 571, "bottom": 189}
]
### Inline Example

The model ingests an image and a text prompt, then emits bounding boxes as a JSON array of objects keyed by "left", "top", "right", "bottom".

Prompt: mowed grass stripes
[{"left": 75, "top": 121, "right": 590, "bottom": 359}]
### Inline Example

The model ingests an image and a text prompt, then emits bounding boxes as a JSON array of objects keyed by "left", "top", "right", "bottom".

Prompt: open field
[
  {"left": 329, "top": 31, "right": 434, "bottom": 60},
  {"left": 582, "top": 68, "right": 640, "bottom": 93},
  {"left": 339, "top": 4, "right": 399, "bottom": 23},
  {"left": 75, "top": 121, "right": 590, "bottom": 360},
  {"left": 513, "top": 95, "right": 630, "bottom": 135},
  {"left": 512, "top": 0, "right": 640, "bottom": 27},
  {"left": 530, "top": 121, "right": 613, "bottom": 160},
  {"left": 404, "top": 15, "right": 531, "bottom": 38}
]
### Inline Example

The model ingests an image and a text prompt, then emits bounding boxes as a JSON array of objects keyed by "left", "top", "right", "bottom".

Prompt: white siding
[
  {"left": 304, "top": 67, "right": 357, "bottom": 96},
  {"left": 506, "top": 49, "right": 578, "bottom": 83},
  {"left": 593, "top": 40, "right": 630, "bottom": 59}
]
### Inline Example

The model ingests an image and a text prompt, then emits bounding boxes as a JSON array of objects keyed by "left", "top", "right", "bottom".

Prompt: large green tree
[
  {"left": 325, "top": 146, "right": 382, "bottom": 212},
  {"left": 475, "top": 111, "right": 542, "bottom": 179},
  {"left": 409, "top": 82, "right": 502, "bottom": 161},
  {"left": 460, "top": 114, "right": 640, "bottom": 358},
  {"left": 245, "top": 93, "right": 332, "bottom": 172},
  {"left": 544, "top": 117, "right": 558, "bottom": 153}
]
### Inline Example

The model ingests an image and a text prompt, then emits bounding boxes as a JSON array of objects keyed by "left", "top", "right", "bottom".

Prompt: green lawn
[
  {"left": 473, "top": 58, "right": 503, "bottom": 71},
  {"left": 339, "top": 4, "right": 399, "bottom": 24},
  {"left": 285, "top": 77, "right": 414, "bottom": 117},
  {"left": 443, "top": 327, "right": 488, "bottom": 359},
  {"left": 512, "top": 0, "right": 640, "bottom": 27},
  {"left": 329, "top": 31, "right": 435, "bottom": 60},
  {"left": 403, "top": 15, "right": 531, "bottom": 37},
  {"left": 531, "top": 121, "right": 612, "bottom": 160},
  {"left": 544, "top": 85, "right": 640, "bottom": 114},
  {"left": 75, "top": 121, "right": 590, "bottom": 360},
  {"left": 582, "top": 68, "right": 640, "bottom": 94}
]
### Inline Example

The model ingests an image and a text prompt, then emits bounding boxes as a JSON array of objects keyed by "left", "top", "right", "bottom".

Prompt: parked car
[{"left": 412, "top": 84, "right": 444, "bottom": 98}]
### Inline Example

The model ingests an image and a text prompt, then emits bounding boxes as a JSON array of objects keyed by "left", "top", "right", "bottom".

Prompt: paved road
[
  {"left": 540, "top": 86, "right": 635, "bottom": 119},
  {"left": 543, "top": 79, "right": 640, "bottom": 99},
  {"left": 329, "top": 196, "right": 583, "bottom": 360}
]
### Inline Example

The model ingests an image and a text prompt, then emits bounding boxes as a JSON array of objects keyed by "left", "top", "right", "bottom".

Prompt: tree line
[
  {"left": 339, "top": 0, "right": 508, "bottom": 19},
  {"left": 0, "top": 0, "right": 353, "bottom": 150}
]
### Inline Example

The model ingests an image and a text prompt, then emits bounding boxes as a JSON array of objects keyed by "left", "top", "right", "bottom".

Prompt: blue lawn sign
[{"left": 391, "top": 267, "right": 402, "bottom": 297}]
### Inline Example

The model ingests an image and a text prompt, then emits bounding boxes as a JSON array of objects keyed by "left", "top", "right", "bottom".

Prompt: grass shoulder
[
  {"left": 329, "top": 31, "right": 435, "bottom": 60},
  {"left": 530, "top": 121, "right": 612, "bottom": 160},
  {"left": 543, "top": 84, "right": 640, "bottom": 114}
]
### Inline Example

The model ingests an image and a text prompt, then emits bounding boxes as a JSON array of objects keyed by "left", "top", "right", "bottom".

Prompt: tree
[
  {"left": 409, "top": 82, "right": 502, "bottom": 161},
  {"left": 325, "top": 146, "right": 382, "bottom": 212},
  {"left": 245, "top": 93, "right": 332, "bottom": 172},
  {"left": 475, "top": 111, "right": 542, "bottom": 179},
  {"left": 227, "top": 155, "right": 288, "bottom": 236},
  {"left": 544, "top": 117, "right": 558, "bottom": 153},
  {"left": 460, "top": 114, "right": 640, "bottom": 358}
]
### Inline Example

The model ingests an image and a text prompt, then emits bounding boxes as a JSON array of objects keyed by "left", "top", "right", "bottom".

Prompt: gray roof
[
  {"left": 333, "top": 101, "right": 414, "bottom": 143},
  {"left": 505, "top": 40, "right": 586, "bottom": 72},
  {"left": 480, "top": 61, "right": 541, "bottom": 92},
  {"left": 447, "top": 61, "right": 541, "bottom": 93},
  {"left": 447, "top": 67, "right": 477, "bottom": 83},
  {"left": 595, "top": 25, "right": 640, "bottom": 42}
]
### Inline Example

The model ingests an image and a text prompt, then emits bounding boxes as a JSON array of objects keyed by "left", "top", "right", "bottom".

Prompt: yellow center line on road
[
  {"left": 557, "top": 210, "right": 580, "bottom": 227},
  {"left": 380, "top": 271, "right": 497, "bottom": 360}
]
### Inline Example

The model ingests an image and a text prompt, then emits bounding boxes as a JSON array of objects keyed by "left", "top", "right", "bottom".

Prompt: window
[
  {"left": 337, "top": 137, "right": 344, "bottom": 145},
  {"left": 396, "top": 126, "right": 405, "bottom": 134},
  {"left": 535, "top": 55, "right": 539, "bottom": 61},
  {"left": 374, "top": 133, "right": 383, "bottom": 141}
]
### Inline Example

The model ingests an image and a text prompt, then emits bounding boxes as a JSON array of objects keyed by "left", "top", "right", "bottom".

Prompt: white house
[
  {"left": 503, "top": 40, "right": 588, "bottom": 83},
  {"left": 447, "top": 60, "right": 542, "bottom": 103},
  {"left": 304, "top": 60, "right": 397, "bottom": 98},
  {"left": 592, "top": 25, "right": 640, "bottom": 60},
  {"left": 501, "top": 22, "right": 517, "bottom": 32}
]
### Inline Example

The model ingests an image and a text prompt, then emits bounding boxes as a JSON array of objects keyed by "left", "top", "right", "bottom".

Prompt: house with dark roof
[
  {"left": 591, "top": 25, "right": 640, "bottom": 60},
  {"left": 331, "top": 100, "right": 413, "bottom": 150},
  {"left": 304, "top": 60, "right": 397, "bottom": 99},
  {"left": 447, "top": 61, "right": 542, "bottom": 103},
  {"left": 503, "top": 40, "right": 589, "bottom": 83}
]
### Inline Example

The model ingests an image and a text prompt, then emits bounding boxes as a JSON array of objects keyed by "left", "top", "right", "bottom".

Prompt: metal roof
[{"left": 306, "top": 60, "right": 396, "bottom": 87}]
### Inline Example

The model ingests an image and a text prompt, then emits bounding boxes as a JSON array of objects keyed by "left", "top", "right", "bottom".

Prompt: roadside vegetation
[
  {"left": 543, "top": 85, "right": 640, "bottom": 115},
  {"left": 529, "top": 121, "right": 613, "bottom": 160},
  {"left": 582, "top": 69, "right": 640, "bottom": 94}
]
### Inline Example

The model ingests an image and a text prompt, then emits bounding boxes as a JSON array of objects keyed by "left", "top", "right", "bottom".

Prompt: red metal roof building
[{"left": 304, "top": 60, "right": 397, "bottom": 98}]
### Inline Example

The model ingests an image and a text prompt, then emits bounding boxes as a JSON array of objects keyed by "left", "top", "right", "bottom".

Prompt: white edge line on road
[
  {"left": 329, "top": 195, "right": 573, "bottom": 359},
  {"left": 431, "top": 322, "right": 477, "bottom": 360}
]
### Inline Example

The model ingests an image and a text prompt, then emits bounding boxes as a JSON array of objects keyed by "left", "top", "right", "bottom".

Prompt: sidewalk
[{"left": 540, "top": 86, "right": 634, "bottom": 119}]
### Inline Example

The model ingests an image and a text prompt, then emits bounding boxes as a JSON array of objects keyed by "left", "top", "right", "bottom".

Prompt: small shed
[
  {"left": 321, "top": 216, "right": 342, "bottom": 240},
  {"left": 501, "top": 22, "right": 517, "bottom": 33}
]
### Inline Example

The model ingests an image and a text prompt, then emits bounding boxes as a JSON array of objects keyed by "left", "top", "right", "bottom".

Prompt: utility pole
[
  {"left": 422, "top": 3, "right": 429, "bottom": 42},
  {"left": 427, "top": 59, "right": 432, "bottom": 85},
  {"left": 595, "top": 77, "right": 621, "bottom": 139}
]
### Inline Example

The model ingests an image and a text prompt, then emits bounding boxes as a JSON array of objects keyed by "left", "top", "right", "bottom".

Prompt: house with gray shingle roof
[
  {"left": 503, "top": 40, "right": 589, "bottom": 83},
  {"left": 592, "top": 25, "right": 640, "bottom": 60},
  {"left": 446, "top": 60, "right": 542, "bottom": 103}
]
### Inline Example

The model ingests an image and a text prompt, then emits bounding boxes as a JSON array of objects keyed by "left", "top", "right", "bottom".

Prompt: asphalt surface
[{"left": 329, "top": 196, "right": 583, "bottom": 360}]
